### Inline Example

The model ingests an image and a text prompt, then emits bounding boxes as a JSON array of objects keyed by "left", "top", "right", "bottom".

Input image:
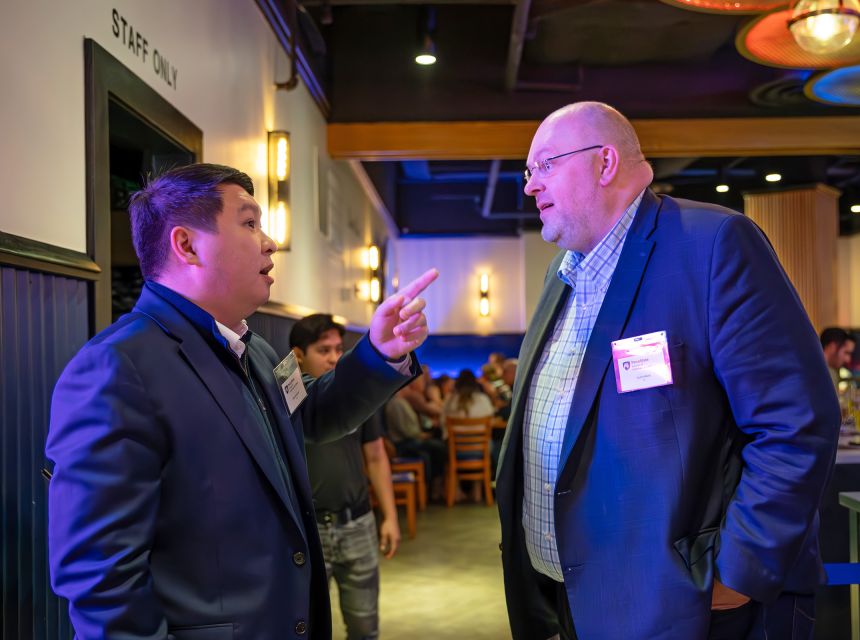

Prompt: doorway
[
  {"left": 85, "top": 38, "right": 202, "bottom": 332},
  {"left": 108, "top": 101, "right": 193, "bottom": 321}
]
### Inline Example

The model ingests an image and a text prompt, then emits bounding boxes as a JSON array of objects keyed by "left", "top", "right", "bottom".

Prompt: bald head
[
  {"left": 544, "top": 102, "right": 644, "bottom": 166},
  {"left": 525, "top": 101, "right": 654, "bottom": 253}
]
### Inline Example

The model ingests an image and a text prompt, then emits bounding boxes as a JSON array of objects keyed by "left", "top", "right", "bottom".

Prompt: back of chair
[
  {"left": 446, "top": 416, "right": 491, "bottom": 467},
  {"left": 445, "top": 415, "right": 494, "bottom": 506}
]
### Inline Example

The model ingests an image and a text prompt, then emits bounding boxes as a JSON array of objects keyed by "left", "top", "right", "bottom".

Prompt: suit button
[
  {"left": 295, "top": 620, "right": 307, "bottom": 635},
  {"left": 293, "top": 551, "right": 306, "bottom": 566}
]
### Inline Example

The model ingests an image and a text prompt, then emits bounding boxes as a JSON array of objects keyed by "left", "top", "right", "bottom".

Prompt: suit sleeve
[
  {"left": 707, "top": 214, "right": 840, "bottom": 602},
  {"left": 46, "top": 344, "right": 168, "bottom": 639},
  {"left": 300, "top": 334, "right": 419, "bottom": 444}
]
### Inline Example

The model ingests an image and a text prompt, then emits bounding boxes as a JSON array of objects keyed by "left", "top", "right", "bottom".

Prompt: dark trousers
[
  {"left": 708, "top": 594, "right": 815, "bottom": 640},
  {"left": 556, "top": 582, "right": 577, "bottom": 640}
]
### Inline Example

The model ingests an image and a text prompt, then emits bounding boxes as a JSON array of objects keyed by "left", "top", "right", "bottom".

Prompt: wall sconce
[
  {"left": 356, "top": 244, "right": 383, "bottom": 304},
  {"left": 789, "top": 0, "right": 860, "bottom": 54},
  {"left": 479, "top": 272, "right": 490, "bottom": 317},
  {"left": 266, "top": 131, "right": 291, "bottom": 250}
]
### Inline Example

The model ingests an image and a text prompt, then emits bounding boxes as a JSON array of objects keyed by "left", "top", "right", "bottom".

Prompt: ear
[
  {"left": 168, "top": 226, "right": 202, "bottom": 267},
  {"left": 291, "top": 346, "right": 305, "bottom": 368},
  {"left": 597, "top": 145, "right": 621, "bottom": 186}
]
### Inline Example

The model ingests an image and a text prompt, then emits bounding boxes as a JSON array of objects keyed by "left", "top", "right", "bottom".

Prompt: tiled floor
[{"left": 329, "top": 503, "right": 513, "bottom": 639}]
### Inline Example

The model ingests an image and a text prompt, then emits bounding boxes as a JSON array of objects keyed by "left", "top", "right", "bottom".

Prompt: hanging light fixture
[
  {"left": 415, "top": 7, "right": 437, "bottom": 65},
  {"left": 789, "top": 0, "right": 860, "bottom": 54}
]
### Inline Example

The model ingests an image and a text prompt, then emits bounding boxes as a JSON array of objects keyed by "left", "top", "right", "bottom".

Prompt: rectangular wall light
[{"left": 267, "top": 130, "right": 291, "bottom": 250}]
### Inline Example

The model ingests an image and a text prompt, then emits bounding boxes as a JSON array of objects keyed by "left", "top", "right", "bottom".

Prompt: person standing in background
[{"left": 291, "top": 313, "right": 400, "bottom": 640}]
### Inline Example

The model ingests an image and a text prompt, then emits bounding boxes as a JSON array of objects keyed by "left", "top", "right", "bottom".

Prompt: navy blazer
[
  {"left": 46, "top": 286, "right": 416, "bottom": 640},
  {"left": 497, "top": 191, "right": 840, "bottom": 639}
]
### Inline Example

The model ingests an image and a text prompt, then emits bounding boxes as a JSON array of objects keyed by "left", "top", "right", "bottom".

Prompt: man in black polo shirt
[{"left": 291, "top": 314, "right": 399, "bottom": 640}]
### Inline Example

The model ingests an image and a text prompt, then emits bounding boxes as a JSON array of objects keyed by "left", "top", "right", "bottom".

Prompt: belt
[{"left": 315, "top": 499, "right": 371, "bottom": 526}]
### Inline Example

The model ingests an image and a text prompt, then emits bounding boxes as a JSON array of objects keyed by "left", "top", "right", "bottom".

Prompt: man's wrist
[{"left": 369, "top": 338, "right": 407, "bottom": 363}]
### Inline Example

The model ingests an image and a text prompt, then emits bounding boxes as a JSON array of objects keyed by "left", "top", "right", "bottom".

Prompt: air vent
[{"left": 749, "top": 77, "right": 812, "bottom": 108}]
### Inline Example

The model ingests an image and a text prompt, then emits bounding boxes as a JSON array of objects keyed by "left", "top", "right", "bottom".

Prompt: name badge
[
  {"left": 611, "top": 330, "right": 673, "bottom": 394},
  {"left": 273, "top": 351, "right": 307, "bottom": 414}
]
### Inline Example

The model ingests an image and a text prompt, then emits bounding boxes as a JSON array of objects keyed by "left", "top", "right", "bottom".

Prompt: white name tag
[
  {"left": 273, "top": 351, "right": 307, "bottom": 414},
  {"left": 611, "top": 330, "right": 673, "bottom": 394}
]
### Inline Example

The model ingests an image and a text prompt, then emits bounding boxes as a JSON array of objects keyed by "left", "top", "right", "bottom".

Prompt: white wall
[
  {"left": 0, "top": 0, "right": 387, "bottom": 325},
  {"left": 393, "top": 237, "right": 526, "bottom": 335},
  {"left": 523, "top": 231, "right": 561, "bottom": 326}
]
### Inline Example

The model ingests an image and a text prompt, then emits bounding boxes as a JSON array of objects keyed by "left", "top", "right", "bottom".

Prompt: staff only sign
[{"left": 111, "top": 8, "right": 179, "bottom": 90}]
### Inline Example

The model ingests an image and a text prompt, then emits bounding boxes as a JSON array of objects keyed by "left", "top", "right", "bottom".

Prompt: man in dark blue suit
[
  {"left": 46, "top": 164, "right": 437, "bottom": 640},
  {"left": 496, "top": 103, "right": 840, "bottom": 639}
]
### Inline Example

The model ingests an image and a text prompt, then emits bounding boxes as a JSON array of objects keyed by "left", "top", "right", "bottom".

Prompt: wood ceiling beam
[{"left": 328, "top": 117, "right": 860, "bottom": 160}]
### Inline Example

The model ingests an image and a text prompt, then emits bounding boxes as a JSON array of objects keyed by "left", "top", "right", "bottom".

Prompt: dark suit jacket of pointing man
[
  {"left": 496, "top": 190, "right": 840, "bottom": 639},
  {"left": 46, "top": 283, "right": 419, "bottom": 640}
]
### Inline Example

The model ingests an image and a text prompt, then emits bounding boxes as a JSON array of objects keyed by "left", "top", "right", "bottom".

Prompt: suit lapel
[
  {"left": 248, "top": 347, "right": 313, "bottom": 533},
  {"left": 557, "top": 191, "right": 661, "bottom": 472},
  {"left": 134, "top": 289, "right": 304, "bottom": 524}
]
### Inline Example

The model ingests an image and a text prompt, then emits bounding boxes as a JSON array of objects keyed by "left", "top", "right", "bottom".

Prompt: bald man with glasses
[{"left": 496, "top": 102, "right": 839, "bottom": 640}]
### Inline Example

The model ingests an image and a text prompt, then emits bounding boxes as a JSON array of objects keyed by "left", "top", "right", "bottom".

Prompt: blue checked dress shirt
[{"left": 523, "top": 191, "right": 644, "bottom": 581}]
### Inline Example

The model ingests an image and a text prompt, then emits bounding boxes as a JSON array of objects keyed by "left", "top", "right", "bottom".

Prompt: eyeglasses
[{"left": 524, "top": 144, "right": 604, "bottom": 182}]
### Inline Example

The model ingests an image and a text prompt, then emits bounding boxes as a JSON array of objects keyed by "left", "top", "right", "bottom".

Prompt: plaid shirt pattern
[{"left": 523, "top": 192, "right": 643, "bottom": 581}]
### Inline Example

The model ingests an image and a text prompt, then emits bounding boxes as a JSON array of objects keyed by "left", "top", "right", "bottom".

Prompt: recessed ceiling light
[
  {"left": 415, "top": 53, "right": 437, "bottom": 65},
  {"left": 851, "top": 204, "right": 860, "bottom": 213},
  {"left": 715, "top": 184, "right": 729, "bottom": 193},
  {"left": 765, "top": 173, "right": 782, "bottom": 182}
]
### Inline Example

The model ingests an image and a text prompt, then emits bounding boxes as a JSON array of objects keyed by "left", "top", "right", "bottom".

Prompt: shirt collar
[
  {"left": 215, "top": 320, "right": 251, "bottom": 358},
  {"left": 145, "top": 280, "right": 249, "bottom": 357},
  {"left": 557, "top": 189, "right": 645, "bottom": 288}
]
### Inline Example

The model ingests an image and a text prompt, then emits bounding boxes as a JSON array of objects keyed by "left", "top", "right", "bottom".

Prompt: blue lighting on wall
[{"left": 415, "top": 333, "right": 525, "bottom": 377}]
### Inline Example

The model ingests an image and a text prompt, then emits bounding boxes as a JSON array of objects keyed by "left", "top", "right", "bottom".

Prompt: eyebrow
[{"left": 238, "top": 203, "right": 261, "bottom": 216}]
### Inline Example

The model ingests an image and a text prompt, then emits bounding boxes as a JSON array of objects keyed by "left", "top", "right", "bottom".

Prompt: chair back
[
  {"left": 444, "top": 415, "right": 493, "bottom": 506},
  {"left": 446, "top": 416, "right": 491, "bottom": 467}
]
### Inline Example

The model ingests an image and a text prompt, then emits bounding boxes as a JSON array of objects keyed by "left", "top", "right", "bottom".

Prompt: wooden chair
[
  {"left": 445, "top": 416, "right": 493, "bottom": 507},
  {"left": 390, "top": 458, "right": 427, "bottom": 511},
  {"left": 390, "top": 471, "right": 417, "bottom": 539},
  {"left": 381, "top": 437, "right": 427, "bottom": 511},
  {"left": 368, "top": 438, "right": 424, "bottom": 539}
]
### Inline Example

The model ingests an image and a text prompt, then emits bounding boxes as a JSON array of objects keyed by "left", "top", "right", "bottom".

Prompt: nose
[
  {"left": 261, "top": 230, "right": 276, "bottom": 255},
  {"left": 524, "top": 172, "right": 542, "bottom": 197}
]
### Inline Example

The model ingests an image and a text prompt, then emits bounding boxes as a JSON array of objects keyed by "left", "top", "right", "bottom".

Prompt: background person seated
[
  {"left": 399, "top": 370, "right": 444, "bottom": 435},
  {"left": 385, "top": 389, "right": 447, "bottom": 501}
]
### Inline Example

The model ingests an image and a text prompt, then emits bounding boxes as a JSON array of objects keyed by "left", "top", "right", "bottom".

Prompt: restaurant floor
[{"left": 329, "top": 503, "right": 512, "bottom": 639}]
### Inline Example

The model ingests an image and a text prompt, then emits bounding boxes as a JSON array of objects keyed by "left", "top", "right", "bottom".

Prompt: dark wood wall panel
[{"left": 1, "top": 266, "right": 88, "bottom": 640}]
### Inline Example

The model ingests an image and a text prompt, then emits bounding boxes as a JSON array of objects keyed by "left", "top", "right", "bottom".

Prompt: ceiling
[{"left": 286, "top": 0, "right": 860, "bottom": 236}]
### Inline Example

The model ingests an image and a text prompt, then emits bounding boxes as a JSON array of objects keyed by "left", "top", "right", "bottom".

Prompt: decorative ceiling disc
[
  {"left": 660, "top": 0, "right": 787, "bottom": 14},
  {"left": 805, "top": 65, "right": 860, "bottom": 104},
  {"left": 737, "top": 7, "right": 860, "bottom": 68}
]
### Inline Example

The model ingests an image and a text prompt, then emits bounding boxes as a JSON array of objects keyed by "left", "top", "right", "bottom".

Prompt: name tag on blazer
[
  {"left": 273, "top": 351, "right": 308, "bottom": 413},
  {"left": 611, "top": 330, "right": 674, "bottom": 393}
]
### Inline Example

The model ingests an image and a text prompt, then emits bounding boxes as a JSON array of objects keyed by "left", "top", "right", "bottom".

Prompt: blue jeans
[{"left": 318, "top": 511, "right": 380, "bottom": 640}]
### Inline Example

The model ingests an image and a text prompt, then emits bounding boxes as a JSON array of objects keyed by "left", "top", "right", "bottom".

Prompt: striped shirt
[{"left": 523, "top": 191, "right": 643, "bottom": 581}]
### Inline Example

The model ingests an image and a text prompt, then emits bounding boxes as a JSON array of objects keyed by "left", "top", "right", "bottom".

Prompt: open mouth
[{"left": 260, "top": 264, "right": 274, "bottom": 283}]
